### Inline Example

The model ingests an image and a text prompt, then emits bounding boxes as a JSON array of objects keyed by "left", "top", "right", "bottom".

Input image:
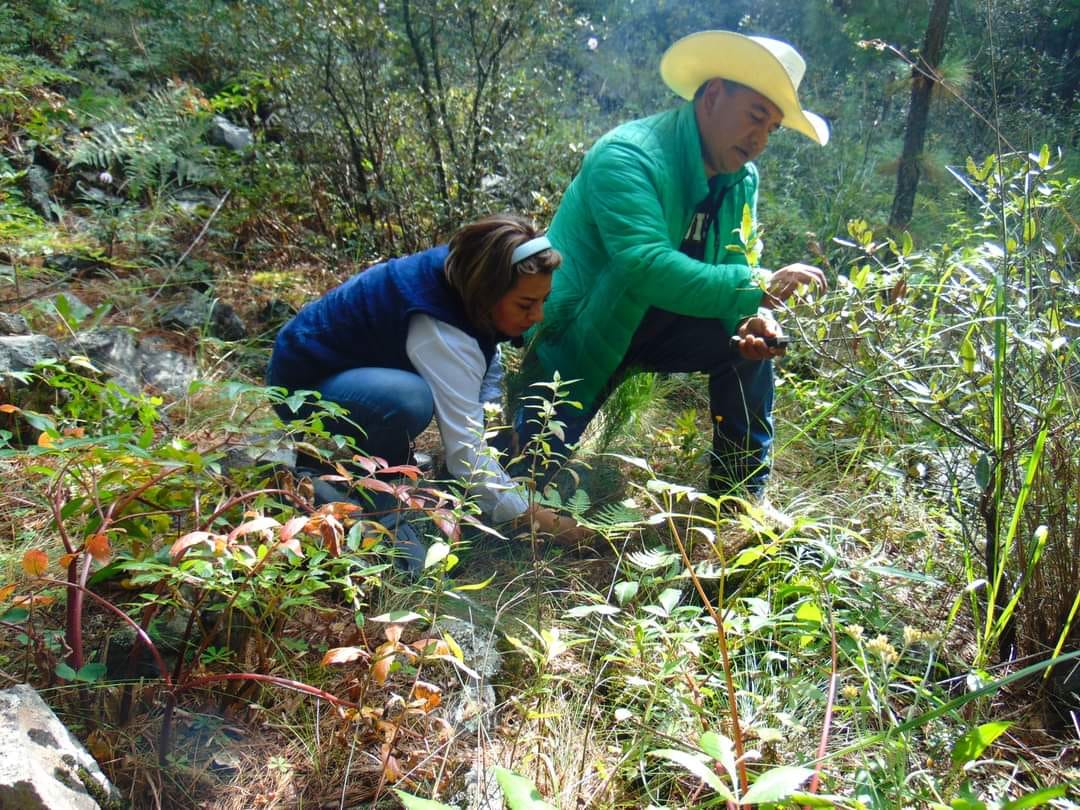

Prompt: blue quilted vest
[{"left": 268, "top": 246, "right": 496, "bottom": 388}]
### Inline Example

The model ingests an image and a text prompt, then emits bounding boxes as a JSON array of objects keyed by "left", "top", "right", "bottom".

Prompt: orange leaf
[
  {"left": 58, "top": 553, "right": 77, "bottom": 569},
  {"left": 321, "top": 646, "right": 368, "bottom": 666},
  {"left": 319, "top": 518, "right": 343, "bottom": 556},
  {"left": 0, "top": 404, "right": 20, "bottom": 413},
  {"left": 14, "top": 594, "right": 55, "bottom": 607},
  {"left": 21, "top": 549, "right": 48, "bottom": 577},
  {"left": 410, "top": 680, "right": 442, "bottom": 712},
  {"left": 85, "top": 533, "right": 111, "bottom": 563},
  {"left": 62, "top": 426, "right": 85, "bottom": 438},
  {"left": 0, "top": 583, "right": 16, "bottom": 603},
  {"left": 411, "top": 638, "right": 451, "bottom": 658},
  {"left": 37, "top": 432, "right": 55, "bottom": 448},
  {"left": 371, "top": 650, "right": 394, "bottom": 685},
  {"left": 170, "top": 531, "right": 214, "bottom": 562}
]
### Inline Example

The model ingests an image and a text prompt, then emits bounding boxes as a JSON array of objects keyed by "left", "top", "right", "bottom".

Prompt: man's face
[{"left": 695, "top": 80, "right": 783, "bottom": 176}]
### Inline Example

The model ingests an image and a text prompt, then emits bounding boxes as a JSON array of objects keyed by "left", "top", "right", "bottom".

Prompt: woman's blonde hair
[{"left": 445, "top": 214, "right": 560, "bottom": 334}]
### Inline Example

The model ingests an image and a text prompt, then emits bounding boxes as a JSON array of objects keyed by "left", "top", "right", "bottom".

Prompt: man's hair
[
  {"left": 445, "top": 214, "right": 560, "bottom": 334},
  {"left": 693, "top": 78, "right": 750, "bottom": 101}
]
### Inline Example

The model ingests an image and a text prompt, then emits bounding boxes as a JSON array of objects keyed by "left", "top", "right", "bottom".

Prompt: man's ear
[{"left": 698, "top": 78, "right": 728, "bottom": 112}]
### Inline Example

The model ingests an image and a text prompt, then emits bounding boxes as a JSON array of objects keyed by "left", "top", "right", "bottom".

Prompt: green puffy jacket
[{"left": 531, "top": 101, "right": 766, "bottom": 408}]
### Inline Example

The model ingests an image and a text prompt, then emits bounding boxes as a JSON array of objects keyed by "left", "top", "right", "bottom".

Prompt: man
[{"left": 516, "top": 30, "right": 829, "bottom": 499}]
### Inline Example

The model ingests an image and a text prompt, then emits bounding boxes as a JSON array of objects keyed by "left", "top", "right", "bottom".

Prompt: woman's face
[{"left": 490, "top": 272, "right": 552, "bottom": 336}]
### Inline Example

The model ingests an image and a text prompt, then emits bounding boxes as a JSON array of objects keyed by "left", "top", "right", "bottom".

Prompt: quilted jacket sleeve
[{"left": 586, "top": 140, "right": 764, "bottom": 326}]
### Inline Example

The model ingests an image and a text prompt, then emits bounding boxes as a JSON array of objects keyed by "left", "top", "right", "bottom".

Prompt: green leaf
[
  {"left": 0, "top": 608, "right": 29, "bottom": 624},
  {"left": 393, "top": 789, "right": 460, "bottom": 810},
  {"left": 1002, "top": 785, "right": 1066, "bottom": 809},
  {"left": 960, "top": 334, "right": 977, "bottom": 374},
  {"left": 1037, "top": 144, "right": 1050, "bottom": 170},
  {"left": 76, "top": 662, "right": 107, "bottom": 682},
  {"left": 974, "top": 454, "right": 992, "bottom": 491},
  {"left": 55, "top": 662, "right": 78, "bottom": 681},
  {"left": 494, "top": 766, "right": 558, "bottom": 810},
  {"left": 795, "top": 602, "right": 822, "bottom": 625},
  {"left": 613, "top": 580, "right": 639, "bottom": 605},
  {"left": 424, "top": 542, "right": 450, "bottom": 570},
  {"left": 699, "top": 731, "right": 737, "bottom": 786},
  {"left": 950, "top": 721, "right": 1010, "bottom": 766},
  {"left": 452, "top": 573, "right": 496, "bottom": 592},
  {"left": 901, "top": 230, "right": 914, "bottom": 256},
  {"left": 371, "top": 610, "right": 426, "bottom": 624},
  {"left": 564, "top": 604, "right": 620, "bottom": 618},
  {"left": 649, "top": 749, "right": 733, "bottom": 800},
  {"left": 741, "top": 765, "right": 815, "bottom": 804}
]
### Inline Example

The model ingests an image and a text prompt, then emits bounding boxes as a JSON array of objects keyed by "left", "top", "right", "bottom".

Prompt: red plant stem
[
  {"left": 178, "top": 672, "right": 359, "bottom": 708},
  {"left": 805, "top": 609, "right": 839, "bottom": 805},
  {"left": 42, "top": 577, "right": 172, "bottom": 686}
]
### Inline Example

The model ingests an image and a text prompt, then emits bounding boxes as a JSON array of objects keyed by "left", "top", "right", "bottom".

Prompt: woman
[{"left": 268, "top": 214, "right": 585, "bottom": 541}]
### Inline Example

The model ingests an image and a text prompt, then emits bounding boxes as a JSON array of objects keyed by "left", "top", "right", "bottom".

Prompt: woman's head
[{"left": 445, "top": 214, "right": 560, "bottom": 336}]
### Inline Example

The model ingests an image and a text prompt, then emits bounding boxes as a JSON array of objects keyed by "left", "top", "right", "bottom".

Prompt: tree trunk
[{"left": 889, "top": 0, "right": 951, "bottom": 230}]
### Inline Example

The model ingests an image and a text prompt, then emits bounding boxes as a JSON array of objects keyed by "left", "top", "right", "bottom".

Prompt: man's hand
[
  {"left": 524, "top": 505, "right": 593, "bottom": 545},
  {"left": 735, "top": 315, "right": 785, "bottom": 361},
  {"left": 763, "top": 262, "right": 828, "bottom": 308}
]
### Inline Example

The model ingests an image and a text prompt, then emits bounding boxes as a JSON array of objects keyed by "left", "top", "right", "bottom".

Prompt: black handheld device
[{"left": 729, "top": 335, "right": 796, "bottom": 349}]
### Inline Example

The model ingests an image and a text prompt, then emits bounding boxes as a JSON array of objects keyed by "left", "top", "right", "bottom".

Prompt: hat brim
[{"left": 660, "top": 31, "right": 829, "bottom": 146}]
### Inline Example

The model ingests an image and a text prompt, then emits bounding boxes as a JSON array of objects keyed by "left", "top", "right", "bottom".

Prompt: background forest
[{"left": 1, "top": 0, "right": 1078, "bottom": 808}]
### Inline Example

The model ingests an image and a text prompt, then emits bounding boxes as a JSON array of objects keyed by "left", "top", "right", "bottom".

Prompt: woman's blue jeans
[
  {"left": 268, "top": 363, "right": 434, "bottom": 466},
  {"left": 514, "top": 307, "right": 774, "bottom": 496}
]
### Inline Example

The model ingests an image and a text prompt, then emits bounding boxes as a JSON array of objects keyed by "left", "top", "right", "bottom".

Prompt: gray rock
[
  {"left": 432, "top": 616, "right": 502, "bottom": 735},
  {"left": 0, "top": 313, "right": 30, "bottom": 336},
  {"left": 23, "top": 165, "right": 55, "bottom": 220},
  {"left": 0, "top": 335, "right": 59, "bottom": 374},
  {"left": 162, "top": 292, "right": 247, "bottom": 341},
  {"left": 137, "top": 342, "right": 198, "bottom": 399},
  {"left": 207, "top": 116, "right": 253, "bottom": 151},
  {"left": 61, "top": 328, "right": 140, "bottom": 391},
  {"left": 0, "top": 683, "right": 120, "bottom": 809},
  {"left": 451, "top": 759, "right": 503, "bottom": 810}
]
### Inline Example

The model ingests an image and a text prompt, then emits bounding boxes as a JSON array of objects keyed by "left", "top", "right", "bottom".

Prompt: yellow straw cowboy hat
[{"left": 660, "top": 30, "right": 830, "bottom": 146}]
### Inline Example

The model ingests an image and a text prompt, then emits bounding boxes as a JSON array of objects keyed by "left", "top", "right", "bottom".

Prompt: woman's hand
[{"left": 762, "top": 262, "right": 827, "bottom": 308}]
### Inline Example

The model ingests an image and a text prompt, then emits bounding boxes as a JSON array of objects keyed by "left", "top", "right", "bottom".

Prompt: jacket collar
[{"left": 675, "top": 101, "right": 749, "bottom": 199}]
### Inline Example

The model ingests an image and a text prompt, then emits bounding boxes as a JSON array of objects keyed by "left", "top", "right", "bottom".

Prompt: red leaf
[
  {"left": 170, "top": 531, "right": 214, "bottom": 562},
  {"left": 354, "top": 477, "right": 396, "bottom": 494},
  {"left": 227, "top": 516, "right": 280, "bottom": 543},
  {"left": 279, "top": 516, "right": 310, "bottom": 544}
]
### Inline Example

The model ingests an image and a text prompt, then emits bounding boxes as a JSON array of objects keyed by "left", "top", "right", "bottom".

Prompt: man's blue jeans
[
  {"left": 514, "top": 308, "right": 774, "bottom": 496},
  {"left": 268, "top": 362, "right": 435, "bottom": 466}
]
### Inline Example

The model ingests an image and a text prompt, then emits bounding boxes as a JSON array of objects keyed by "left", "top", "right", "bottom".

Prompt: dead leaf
[
  {"left": 62, "top": 426, "right": 85, "bottom": 438},
  {"left": 322, "top": 646, "right": 368, "bottom": 666},
  {"left": 21, "top": 549, "right": 48, "bottom": 577},
  {"left": 384, "top": 624, "right": 403, "bottom": 644},
  {"left": 0, "top": 584, "right": 16, "bottom": 602}
]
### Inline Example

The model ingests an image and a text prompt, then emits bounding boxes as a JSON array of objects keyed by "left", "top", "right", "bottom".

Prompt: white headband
[{"left": 511, "top": 235, "right": 552, "bottom": 265}]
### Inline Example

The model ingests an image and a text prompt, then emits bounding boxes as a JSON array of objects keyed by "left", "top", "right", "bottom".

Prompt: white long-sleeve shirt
[{"left": 405, "top": 314, "right": 529, "bottom": 523}]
